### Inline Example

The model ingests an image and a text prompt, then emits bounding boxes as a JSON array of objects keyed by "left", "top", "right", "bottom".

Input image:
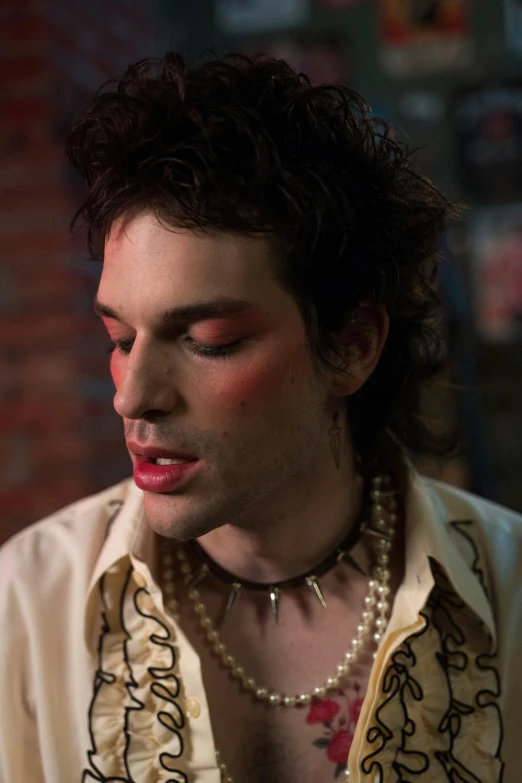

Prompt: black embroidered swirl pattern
[
  {"left": 83, "top": 500, "right": 187, "bottom": 782},
  {"left": 359, "top": 519, "right": 504, "bottom": 782}
]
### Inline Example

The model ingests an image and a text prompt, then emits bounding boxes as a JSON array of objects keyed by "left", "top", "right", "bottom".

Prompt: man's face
[{"left": 98, "top": 211, "right": 334, "bottom": 541}]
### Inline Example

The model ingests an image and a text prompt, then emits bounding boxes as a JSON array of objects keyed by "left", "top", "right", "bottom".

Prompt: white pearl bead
[
  {"left": 378, "top": 553, "right": 390, "bottom": 565},
  {"left": 188, "top": 589, "right": 200, "bottom": 600},
  {"left": 298, "top": 693, "right": 312, "bottom": 705},
  {"left": 313, "top": 685, "right": 327, "bottom": 698},
  {"left": 269, "top": 693, "right": 282, "bottom": 705},
  {"left": 216, "top": 643, "right": 226, "bottom": 655},
  {"left": 327, "top": 676, "right": 339, "bottom": 689},
  {"left": 374, "top": 632, "right": 381, "bottom": 642},
  {"left": 256, "top": 687, "right": 268, "bottom": 700},
  {"left": 283, "top": 696, "right": 296, "bottom": 707}
]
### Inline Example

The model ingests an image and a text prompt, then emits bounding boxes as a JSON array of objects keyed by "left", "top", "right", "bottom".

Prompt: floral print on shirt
[{"left": 307, "top": 682, "right": 364, "bottom": 778}]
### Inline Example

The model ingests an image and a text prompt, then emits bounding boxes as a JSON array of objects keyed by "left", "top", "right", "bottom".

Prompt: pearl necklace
[{"left": 160, "top": 475, "right": 398, "bottom": 782}]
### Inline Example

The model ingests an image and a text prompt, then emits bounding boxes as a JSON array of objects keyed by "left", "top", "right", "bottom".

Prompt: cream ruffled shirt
[{"left": 0, "top": 469, "right": 521, "bottom": 782}]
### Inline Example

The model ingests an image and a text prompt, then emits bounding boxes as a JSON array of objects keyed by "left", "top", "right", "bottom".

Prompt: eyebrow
[{"left": 93, "top": 297, "right": 255, "bottom": 326}]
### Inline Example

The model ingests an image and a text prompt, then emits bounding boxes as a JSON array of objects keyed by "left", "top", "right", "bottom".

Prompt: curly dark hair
[{"left": 66, "top": 51, "right": 460, "bottom": 468}]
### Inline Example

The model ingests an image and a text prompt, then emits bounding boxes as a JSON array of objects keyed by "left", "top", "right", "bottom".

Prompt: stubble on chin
[{"left": 141, "top": 492, "right": 228, "bottom": 543}]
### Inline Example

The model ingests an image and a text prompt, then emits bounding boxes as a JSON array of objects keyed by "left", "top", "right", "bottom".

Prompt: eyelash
[{"left": 104, "top": 338, "right": 242, "bottom": 359}]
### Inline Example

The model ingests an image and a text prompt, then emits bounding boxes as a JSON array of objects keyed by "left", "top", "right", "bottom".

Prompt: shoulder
[{"left": 0, "top": 478, "right": 134, "bottom": 598}]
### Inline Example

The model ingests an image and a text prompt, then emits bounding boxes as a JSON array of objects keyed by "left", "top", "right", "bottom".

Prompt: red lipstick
[{"left": 127, "top": 441, "right": 200, "bottom": 493}]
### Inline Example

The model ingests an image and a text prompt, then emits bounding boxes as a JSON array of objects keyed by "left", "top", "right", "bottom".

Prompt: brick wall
[{"left": 0, "top": 0, "right": 157, "bottom": 545}]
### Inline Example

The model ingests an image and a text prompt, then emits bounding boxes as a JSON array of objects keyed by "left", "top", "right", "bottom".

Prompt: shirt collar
[
  {"left": 403, "top": 465, "right": 496, "bottom": 644},
  {"left": 83, "top": 469, "right": 497, "bottom": 655},
  {"left": 83, "top": 479, "right": 151, "bottom": 654}
]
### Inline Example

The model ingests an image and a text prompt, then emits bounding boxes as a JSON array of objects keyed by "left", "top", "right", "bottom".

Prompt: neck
[{"left": 196, "top": 438, "right": 365, "bottom": 584}]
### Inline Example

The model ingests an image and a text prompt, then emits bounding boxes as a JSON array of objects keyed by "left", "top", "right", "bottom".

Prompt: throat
[{"left": 194, "top": 474, "right": 366, "bottom": 585}]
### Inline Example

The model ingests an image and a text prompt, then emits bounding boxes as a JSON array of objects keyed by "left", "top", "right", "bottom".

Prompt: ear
[{"left": 329, "top": 304, "right": 389, "bottom": 397}]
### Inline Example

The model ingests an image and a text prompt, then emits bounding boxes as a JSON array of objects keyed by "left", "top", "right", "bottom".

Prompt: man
[{"left": 0, "top": 52, "right": 520, "bottom": 783}]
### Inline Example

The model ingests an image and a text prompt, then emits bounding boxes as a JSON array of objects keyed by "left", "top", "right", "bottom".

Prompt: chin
[{"left": 142, "top": 492, "right": 222, "bottom": 543}]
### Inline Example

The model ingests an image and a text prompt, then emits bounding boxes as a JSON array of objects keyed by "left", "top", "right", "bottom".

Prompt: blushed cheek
[
  {"left": 110, "top": 357, "right": 124, "bottom": 389},
  {"left": 214, "top": 351, "right": 305, "bottom": 411}
]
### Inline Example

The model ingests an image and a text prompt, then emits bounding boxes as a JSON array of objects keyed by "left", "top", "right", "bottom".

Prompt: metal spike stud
[
  {"left": 225, "top": 581, "right": 243, "bottom": 619},
  {"left": 187, "top": 563, "right": 209, "bottom": 588},
  {"left": 305, "top": 575, "right": 327, "bottom": 609},
  {"left": 336, "top": 549, "right": 367, "bottom": 576},
  {"left": 269, "top": 586, "right": 281, "bottom": 624}
]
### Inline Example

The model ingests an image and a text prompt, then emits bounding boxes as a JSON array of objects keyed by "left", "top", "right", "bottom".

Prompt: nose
[{"left": 113, "top": 341, "right": 180, "bottom": 420}]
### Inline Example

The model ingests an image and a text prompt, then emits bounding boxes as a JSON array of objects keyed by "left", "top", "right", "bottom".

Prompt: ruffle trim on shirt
[
  {"left": 82, "top": 563, "right": 188, "bottom": 783},
  {"left": 359, "top": 520, "right": 504, "bottom": 782}
]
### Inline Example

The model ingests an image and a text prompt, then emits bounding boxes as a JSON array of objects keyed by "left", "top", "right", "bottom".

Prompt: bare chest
[
  {"left": 203, "top": 655, "right": 373, "bottom": 783},
  {"left": 173, "top": 582, "right": 376, "bottom": 782}
]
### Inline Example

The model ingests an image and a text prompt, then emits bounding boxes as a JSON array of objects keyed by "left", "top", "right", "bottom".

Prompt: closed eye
[
  {"left": 105, "top": 339, "right": 133, "bottom": 355},
  {"left": 105, "top": 337, "right": 242, "bottom": 359}
]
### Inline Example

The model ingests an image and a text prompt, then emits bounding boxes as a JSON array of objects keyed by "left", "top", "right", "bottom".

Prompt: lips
[
  {"left": 133, "top": 458, "right": 200, "bottom": 493},
  {"left": 126, "top": 441, "right": 198, "bottom": 462}
]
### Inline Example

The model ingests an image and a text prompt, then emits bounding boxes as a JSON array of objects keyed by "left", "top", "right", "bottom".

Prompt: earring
[{"left": 328, "top": 411, "right": 342, "bottom": 469}]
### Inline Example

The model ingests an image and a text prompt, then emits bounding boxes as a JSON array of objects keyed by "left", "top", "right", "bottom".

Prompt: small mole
[{"left": 240, "top": 400, "right": 246, "bottom": 407}]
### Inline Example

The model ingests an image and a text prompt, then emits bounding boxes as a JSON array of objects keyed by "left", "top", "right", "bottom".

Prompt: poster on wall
[
  {"left": 379, "top": 0, "right": 473, "bottom": 77},
  {"left": 505, "top": 0, "right": 522, "bottom": 56},
  {"left": 215, "top": 0, "right": 309, "bottom": 34},
  {"left": 453, "top": 82, "right": 522, "bottom": 202},
  {"left": 246, "top": 32, "right": 351, "bottom": 85},
  {"left": 470, "top": 204, "right": 522, "bottom": 342}
]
